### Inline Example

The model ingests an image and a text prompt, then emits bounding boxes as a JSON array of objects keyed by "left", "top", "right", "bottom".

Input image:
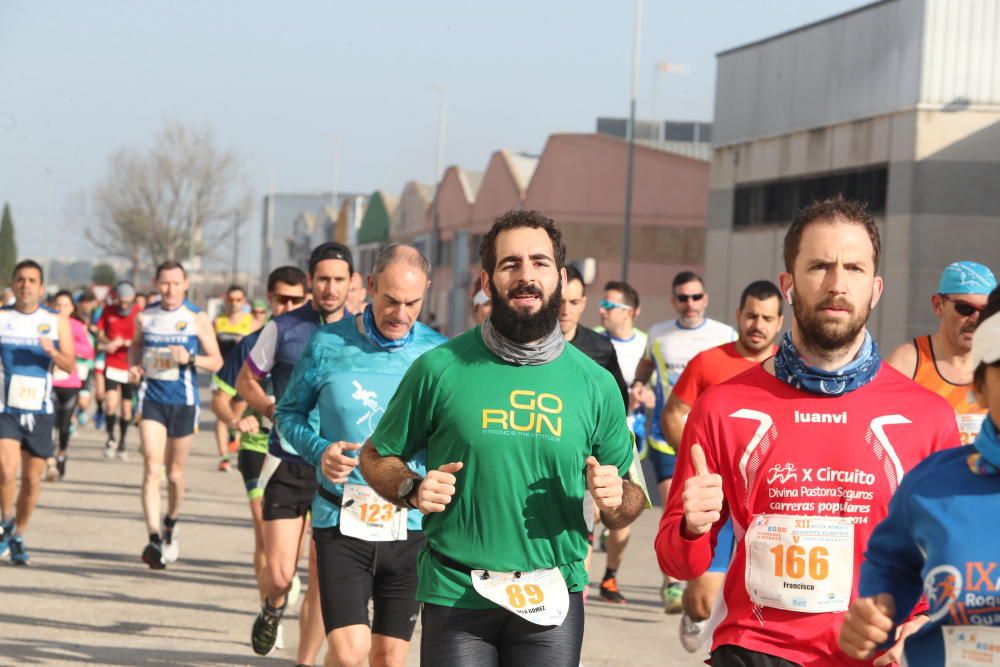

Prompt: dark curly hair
[{"left": 480, "top": 210, "right": 566, "bottom": 275}]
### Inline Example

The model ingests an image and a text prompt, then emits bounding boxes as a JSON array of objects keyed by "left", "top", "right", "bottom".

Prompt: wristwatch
[{"left": 397, "top": 477, "right": 422, "bottom": 509}]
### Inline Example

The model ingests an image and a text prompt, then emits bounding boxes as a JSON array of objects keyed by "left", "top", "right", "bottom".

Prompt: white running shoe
[
  {"left": 679, "top": 611, "right": 708, "bottom": 653},
  {"left": 287, "top": 574, "right": 302, "bottom": 607},
  {"left": 272, "top": 622, "right": 285, "bottom": 651},
  {"left": 162, "top": 527, "right": 179, "bottom": 563},
  {"left": 103, "top": 441, "right": 116, "bottom": 459}
]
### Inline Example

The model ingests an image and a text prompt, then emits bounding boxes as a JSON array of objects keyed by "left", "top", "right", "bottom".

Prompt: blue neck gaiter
[
  {"left": 969, "top": 415, "right": 1000, "bottom": 476},
  {"left": 773, "top": 330, "right": 881, "bottom": 396},
  {"left": 362, "top": 305, "right": 413, "bottom": 351}
]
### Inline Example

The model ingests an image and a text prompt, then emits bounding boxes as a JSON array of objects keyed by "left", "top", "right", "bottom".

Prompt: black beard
[
  {"left": 794, "top": 296, "right": 870, "bottom": 356},
  {"left": 488, "top": 277, "right": 562, "bottom": 344}
]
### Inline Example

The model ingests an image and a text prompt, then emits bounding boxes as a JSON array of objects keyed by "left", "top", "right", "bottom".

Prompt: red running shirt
[
  {"left": 655, "top": 364, "right": 959, "bottom": 666},
  {"left": 672, "top": 342, "right": 776, "bottom": 408},
  {"left": 98, "top": 306, "right": 139, "bottom": 371}
]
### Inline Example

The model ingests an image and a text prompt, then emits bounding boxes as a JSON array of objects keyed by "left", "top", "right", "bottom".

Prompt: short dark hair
[
  {"left": 79, "top": 288, "right": 96, "bottom": 303},
  {"left": 13, "top": 259, "right": 43, "bottom": 283},
  {"left": 226, "top": 285, "right": 246, "bottom": 297},
  {"left": 605, "top": 280, "right": 639, "bottom": 309},
  {"left": 54, "top": 289, "right": 74, "bottom": 302},
  {"left": 308, "top": 242, "right": 354, "bottom": 275},
  {"left": 784, "top": 196, "right": 881, "bottom": 273},
  {"left": 155, "top": 260, "right": 186, "bottom": 279},
  {"left": 672, "top": 271, "right": 703, "bottom": 292},
  {"left": 739, "top": 280, "right": 784, "bottom": 315},
  {"left": 267, "top": 266, "right": 307, "bottom": 292},
  {"left": 564, "top": 264, "right": 584, "bottom": 289},
  {"left": 480, "top": 210, "right": 566, "bottom": 275},
  {"left": 973, "top": 287, "right": 1000, "bottom": 391}
]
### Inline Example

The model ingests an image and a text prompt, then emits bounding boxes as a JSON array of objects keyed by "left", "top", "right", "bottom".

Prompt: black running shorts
[
  {"left": 140, "top": 401, "right": 198, "bottom": 438},
  {"left": 237, "top": 449, "right": 267, "bottom": 500},
  {"left": 313, "top": 524, "right": 425, "bottom": 638},
  {"left": 711, "top": 645, "right": 803, "bottom": 667},
  {"left": 420, "top": 592, "right": 585, "bottom": 667},
  {"left": 262, "top": 460, "right": 317, "bottom": 521},
  {"left": 0, "top": 412, "right": 56, "bottom": 459}
]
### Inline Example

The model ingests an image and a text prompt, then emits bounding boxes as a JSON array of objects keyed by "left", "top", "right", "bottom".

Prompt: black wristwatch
[{"left": 397, "top": 477, "right": 422, "bottom": 509}]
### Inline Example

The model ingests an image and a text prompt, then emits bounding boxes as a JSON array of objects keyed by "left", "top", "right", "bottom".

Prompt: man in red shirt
[
  {"left": 662, "top": 279, "right": 783, "bottom": 652},
  {"left": 656, "top": 197, "right": 960, "bottom": 666},
  {"left": 97, "top": 282, "right": 140, "bottom": 459}
]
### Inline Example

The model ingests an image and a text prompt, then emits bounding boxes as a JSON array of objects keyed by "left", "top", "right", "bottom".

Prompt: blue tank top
[
  {"left": 138, "top": 300, "right": 202, "bottom": 406},
  {"left": 0, "top": 305, "right": 60, "bottom": 415}
]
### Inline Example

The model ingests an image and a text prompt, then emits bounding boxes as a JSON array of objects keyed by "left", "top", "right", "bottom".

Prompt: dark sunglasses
[
  {"left": 273, "top": 294, "right": 307, "bottom": 306},
  {"left": 674, "top": 293, "right": 705, "bottom": 303},
  {"left": 940, "top": 294, "right": 984, "bottom": 317}
]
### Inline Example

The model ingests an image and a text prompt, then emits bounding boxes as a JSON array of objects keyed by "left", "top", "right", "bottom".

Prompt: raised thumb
[{"left": 439, "top": 461, "right": 464, "bottom": 474}]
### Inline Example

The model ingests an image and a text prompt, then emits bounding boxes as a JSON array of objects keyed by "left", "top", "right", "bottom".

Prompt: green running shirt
[{"left": 371, "top": 326, "right": 634, "bottom": 608}]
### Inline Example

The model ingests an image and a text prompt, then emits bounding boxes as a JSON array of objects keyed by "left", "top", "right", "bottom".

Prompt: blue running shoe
[
  {"left": 9, "top": 535, "right": 29, "bottom": 565},
  {"left": 0, "top": 520, "right": 13, "bottom": 559},
  {"left": 94, "top": 410, "right": 105, "bottom": 431}
]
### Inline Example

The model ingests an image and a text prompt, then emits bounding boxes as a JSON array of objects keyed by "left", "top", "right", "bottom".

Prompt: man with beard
[
  {"left": 886, "top": 261, "right": 996, "bottom": 445},
  {"left": 656, "top": 197, "right": 960, "bottom": 666},
  {"left": 660, "top": 279, "right": 783, "bottom": 652},
  {"left": 359, "top": 210, "right": 645, "bottom": 667}
]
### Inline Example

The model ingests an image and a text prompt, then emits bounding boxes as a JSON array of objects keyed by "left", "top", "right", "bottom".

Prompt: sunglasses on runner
[
  {"left": 599, "top": 299, "right": 633, "bottom": 311},
  {"left": 674, "top": 293, "right": 705, "bottom": 303},
  {"left": 273, "top": 294, "right": 307, "bottom": 306},
  {"left": 940, "top": 294, "right": 984, "bottom": 318}
]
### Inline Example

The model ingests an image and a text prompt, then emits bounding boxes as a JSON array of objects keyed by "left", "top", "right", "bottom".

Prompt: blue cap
[{"left": 938, "top": 261, "right": 997, "bottom": 296}]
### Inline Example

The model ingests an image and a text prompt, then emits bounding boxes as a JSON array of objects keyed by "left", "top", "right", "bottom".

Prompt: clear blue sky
[{"left": 0, "top": 0, "right": 871, "bottom": 272}]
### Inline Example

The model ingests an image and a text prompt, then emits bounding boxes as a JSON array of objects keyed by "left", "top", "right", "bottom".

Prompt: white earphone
[{"left": 785, "top": 287, "right": 794, "bottom": 305}]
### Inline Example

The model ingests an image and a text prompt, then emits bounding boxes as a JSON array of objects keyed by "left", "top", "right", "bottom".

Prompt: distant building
[
  {"left": 260, "top": 192, "right": 363, "bottom": 275},
  {"left": 705, "top": 0, "right": 1000, "bottom": 348},
  {"left": 597, "top": 117, "right": 713, "bottom": 160}
]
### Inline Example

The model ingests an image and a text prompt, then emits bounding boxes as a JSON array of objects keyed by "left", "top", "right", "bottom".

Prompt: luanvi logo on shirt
[
  {"left": 793, "top": 410, "right": 847, "bottom": 424},
  {"left": 482, "top": 390, "right": 563, "bottom": 439}
]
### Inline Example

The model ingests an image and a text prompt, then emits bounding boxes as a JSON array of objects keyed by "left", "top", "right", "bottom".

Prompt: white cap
[
  {"left": 472, "top": 289, "right": 490, "bottom": 307},
  {"left": 972, "top": 311, "right": 1000, "bottom": 369}
]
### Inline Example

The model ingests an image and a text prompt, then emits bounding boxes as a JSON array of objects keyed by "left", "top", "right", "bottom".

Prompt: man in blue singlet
[
  {"left": 237, "top": 242, "right": 353, "bottom": 663},
  {"left": 128, "top": 260, "right": 222, "bottom": 569},
  {"left": 275, "top": 244, "right": 445, "bottom": 667},
  {"left": 0, "top": 260, "right": 76, "bottom": 564}
]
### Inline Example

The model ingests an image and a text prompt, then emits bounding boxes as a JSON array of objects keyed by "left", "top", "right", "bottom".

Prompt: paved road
[{"left": 1, "top": 421, "right": 706, "bottom": 666}]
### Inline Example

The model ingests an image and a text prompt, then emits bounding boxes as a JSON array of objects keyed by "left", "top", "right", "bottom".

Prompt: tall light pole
[
  {"left": 428, "top": 84, "right": 447, "bottom": 268},
  {"left": 621, "top": 0, "right": 642, "bottom": 283}
]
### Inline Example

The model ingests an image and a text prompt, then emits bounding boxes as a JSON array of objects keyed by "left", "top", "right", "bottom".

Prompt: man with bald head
[{"left": 276, "top": 243, "right": 446, "bottom": 667}]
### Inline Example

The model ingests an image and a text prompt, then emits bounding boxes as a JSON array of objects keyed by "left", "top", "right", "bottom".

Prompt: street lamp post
[{"left": 622, "top": 0, "right": 642, "bottom": 283}]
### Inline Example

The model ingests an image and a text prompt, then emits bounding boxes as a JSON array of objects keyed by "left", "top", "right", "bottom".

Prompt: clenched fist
[
  {"left": 321, "top": 441, "right": 362, "bottom": 484},
  {"left": 416, "top": 462, "right": 463, "bottom": 514},
  {"left": 681, "top": 444, "right": 723, "bottom": 537}
]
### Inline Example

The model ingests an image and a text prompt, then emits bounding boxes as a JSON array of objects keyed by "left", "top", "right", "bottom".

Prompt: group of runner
[{"left": 0, "top": 197, "right": 997, "bottom": 666}]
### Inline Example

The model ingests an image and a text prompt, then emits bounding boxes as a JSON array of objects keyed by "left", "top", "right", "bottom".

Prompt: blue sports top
[
  {"left": 248, "top": 303, "right": 350, "bottom": 464},
  {"left": 0, "top": 305, "right": 61, "bottom": 415},
  {"left": 859, "top": 443, "right": 1000, "bottom": 666},
  {"left": 276, "top": 316, "right": 446, "bottom": 530},
  {"left": 138, "top": 300, "right": 202, "bottom": 406}
]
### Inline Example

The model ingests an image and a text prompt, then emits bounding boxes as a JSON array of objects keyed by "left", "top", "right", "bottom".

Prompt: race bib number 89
[
  {"left": 745, "top": 514, "right": 854, "bottom": 613},
  {"left": 471, "top": 567, "right": 569, "bottom": 627}
]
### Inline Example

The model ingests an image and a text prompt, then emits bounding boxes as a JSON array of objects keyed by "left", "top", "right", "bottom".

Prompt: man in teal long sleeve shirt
[{"left": 276, "top": 244, "right": 445, "bottom": 667}]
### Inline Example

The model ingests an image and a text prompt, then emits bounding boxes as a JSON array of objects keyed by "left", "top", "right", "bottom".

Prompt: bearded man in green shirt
[{"left": 360, "top": 209, "right": 646, "bottom": 666}]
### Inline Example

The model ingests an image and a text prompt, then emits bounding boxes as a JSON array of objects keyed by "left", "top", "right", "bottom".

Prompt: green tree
[
  {"left": 0, "top": 202, "right": 16, "bottom": 288},
  {"left": 91, "top": 263, "right": 116, "bottom": 285}
]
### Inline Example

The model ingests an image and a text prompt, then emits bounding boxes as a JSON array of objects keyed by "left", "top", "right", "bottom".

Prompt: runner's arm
[
  {"left": 885, "top": 341, "right": 918, "bottom": 378},
  {"left": 274, "top": 342, "right": 328, "bottom": 466},
  {"left": 358, "top": 442, "right": 420, "bottom": 509},
  {"left": 192, "top": 311, "right": 223, "bottom": 373},
  {"left": 662, "top": 392, "right": 691, "bottom": 451},
  {"left": 127, "top": 315, "right": 144, "bottom": 375},
  {"left": 210, "top": 389, "right": 240, "bottom": 429},
  {"left": 599, "top": 479, "right": 645, "bottom": 529},
  {"left": 49, "top": 314, "right": 76, "bottom": 372},
  {"left": 633, "top": 357, "right": 654, "bottom": 385},
  {"left": 236, "top": 321, "right": 278, "bottom": 419},
  {"left": 654, "top": 403, "right": 727, "bottom": 580}
]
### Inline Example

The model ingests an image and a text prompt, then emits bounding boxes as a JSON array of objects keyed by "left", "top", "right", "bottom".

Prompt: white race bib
[
  {"left": 943, "top": 626, "right": 1000, "bottom": 666},
  {"left": 339, "top": 484, "right": 407, "bottom": 542},
  {"left": 958, "top": 413, "right": 987, "bottom": 446},
  {"left": 143, "top": 348, "right": 179, "bottom": 381},
  {"left": 105, "top": 366, "right": 130, "bottom": 384},
  {"left": 8, "top": 374, "right": 47, "bottom": 411},
  {"left": 745, "top": 514, "right": 854, "bottom": 613},
  {"left": 471, "top": 567, "right": 570, "bottom": 626}
]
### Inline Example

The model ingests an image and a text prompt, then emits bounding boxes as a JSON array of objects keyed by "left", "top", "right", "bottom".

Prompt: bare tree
[{"left": 83, "top": 123, "right": 252, "bottom": 280}]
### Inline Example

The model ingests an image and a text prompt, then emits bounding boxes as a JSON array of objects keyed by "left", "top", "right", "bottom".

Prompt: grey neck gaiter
[{"left": 480, "top": 317, "right": 565, "bottom": 366}]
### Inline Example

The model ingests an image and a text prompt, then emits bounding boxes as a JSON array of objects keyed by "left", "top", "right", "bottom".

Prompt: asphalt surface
[{"left": 0, "top": 415, "right": 706, "bottom": 667}]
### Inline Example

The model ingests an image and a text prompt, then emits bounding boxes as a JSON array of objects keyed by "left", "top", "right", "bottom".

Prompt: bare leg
[
  {"left": 0, "top": 439, "right": 20, "bottom": 521},
  {"left": 139, "top": 420, "right": 167, "bottom": 535},
  {"left": 297, "top": 534, "right": 326, "bottom": 665},
  {"left": 164, "top": 435, "right": 192, "bottom": 519}
]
